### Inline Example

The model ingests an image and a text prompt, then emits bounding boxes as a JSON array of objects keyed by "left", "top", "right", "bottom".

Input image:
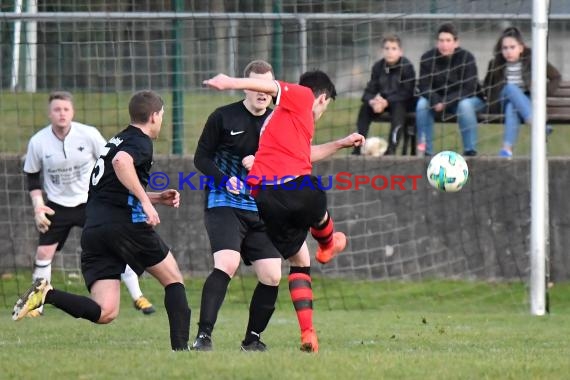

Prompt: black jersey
[
  {"left": 85, "top": 125, "right": 153, "bottom": 226},
  {"left": 194, "top": 100, "right": 272, "bottom": 211}
]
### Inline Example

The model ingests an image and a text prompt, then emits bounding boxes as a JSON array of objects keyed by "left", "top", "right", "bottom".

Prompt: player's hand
[
  {"left": 433, "top": 103, "right": 444, "bottom": 112},
  {"left": 159, "top": 189, "right": 180, "bottom": 208},
  {"left": 338, "top": 133, "right": 366, "bottom": 149},
  {"left": 203, "top": 74, "right": 233, "bottom": 90},
  {"left": 242, "top": 155, "right": 255, "bottom": 171},
  {"left": 141, "top": 201, "right": 160, "bottom": 226},
  {"left": 226, "top": 176, "right": 241, "bottom": 195},
  {"left": 34, "top": 205, "right": 55, "bottom": 233}
]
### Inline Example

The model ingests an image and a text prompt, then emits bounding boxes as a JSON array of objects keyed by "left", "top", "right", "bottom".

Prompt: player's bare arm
[
  {"left": 310, "top": 133, "right": 365, "bottom": 162},
  {"left": 147, "top": 189, "right": 180, "bottom": 208},
  {"left": 112, "top": 151, "right": 160, "bottom": 226},
  {"left": 203, "top": 74, "right": 278, "bottom": 97}
]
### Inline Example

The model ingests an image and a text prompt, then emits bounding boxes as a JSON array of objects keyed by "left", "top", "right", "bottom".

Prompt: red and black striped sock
[
  {"left": 288, "top": 266, "right": 313, "bottom": 333},
  {"left": 310, "top": 214, "right": 334, "bottom": 249}
]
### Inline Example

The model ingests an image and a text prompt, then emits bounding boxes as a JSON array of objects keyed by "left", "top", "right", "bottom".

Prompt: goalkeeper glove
[{"left": 32, "top": 195, "right": 55, "bottom": 233}]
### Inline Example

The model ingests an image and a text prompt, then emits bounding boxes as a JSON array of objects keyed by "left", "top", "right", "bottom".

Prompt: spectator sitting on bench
[
  {"left": 352, "top": 34, "right": 416, "bottom": 156},
  {"left": 483, "top": 26, "right": 561, "bottom": 158},
  {"left": 416, "top": 23, "right": 485, "bottom": 157}
]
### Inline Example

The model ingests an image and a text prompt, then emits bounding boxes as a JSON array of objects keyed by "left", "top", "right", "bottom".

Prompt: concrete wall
[{"left": 1, "top": 154, "right": 568, "bottom": 282}]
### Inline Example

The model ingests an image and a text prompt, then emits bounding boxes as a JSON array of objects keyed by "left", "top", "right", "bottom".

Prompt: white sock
[
  {"left": 33, "top": 259, "right": 52, "bottom": 313},
  {"left": 121, "top": 265, "right": 143, "bottom": 301}
]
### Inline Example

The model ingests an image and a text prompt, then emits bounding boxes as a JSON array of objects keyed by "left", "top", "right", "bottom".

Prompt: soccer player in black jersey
[
  {"left": 23, "top": 91, "right": 156, "bottom": 317},
  {"left": 195, "top": 61, "right": 365, "bottom": 352},
  {"left": 12, "top": 90, "right": 192, "bottom": 351},
  {"left": 192, "top": 60, "right": 282, "bottom": 352}
]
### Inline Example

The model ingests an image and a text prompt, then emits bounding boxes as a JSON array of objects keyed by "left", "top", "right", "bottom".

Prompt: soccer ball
[{"left": 426, "top": 151, "right": 469, "bottom": 192}]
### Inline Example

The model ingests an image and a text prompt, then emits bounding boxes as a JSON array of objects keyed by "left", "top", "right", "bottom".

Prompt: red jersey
[{"left": 247, "top": 81, "right": 314, "bottom": 186}]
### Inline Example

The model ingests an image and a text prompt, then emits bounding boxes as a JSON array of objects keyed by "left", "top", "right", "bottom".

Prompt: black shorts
[
  {"left": 204, "top": 207, "right": 281, "bottom": 265},
  {"left": 81, "top": 223, "right": 170, "bottom": 290},
  {"left": 254, "top": 175, "right": 328, "bottom": 259},
  {"left": 38, "top": 201, "right": 85, "bottom": 250}
]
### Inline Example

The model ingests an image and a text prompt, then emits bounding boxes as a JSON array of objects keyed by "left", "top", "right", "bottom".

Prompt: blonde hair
[{"left": 48, "top": 91, "right": 73, "bottom": 104}]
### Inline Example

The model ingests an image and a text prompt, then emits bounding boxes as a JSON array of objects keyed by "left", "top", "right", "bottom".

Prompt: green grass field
[
  {"left": 2, "top": 274, "right": 570, "bottom": 380},
  {"left": 2, "top": 91, "right": 570, "bottom": 157},
  {"left": 3, "top": 91, "right": 570, "bottom": 379}
]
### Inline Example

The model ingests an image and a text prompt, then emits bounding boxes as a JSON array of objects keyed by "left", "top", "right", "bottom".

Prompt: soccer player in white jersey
[{"left": 23, "top": 91, "right": 155, "bottom": 316}]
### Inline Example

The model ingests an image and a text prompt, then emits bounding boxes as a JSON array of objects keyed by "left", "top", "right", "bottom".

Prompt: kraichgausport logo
[{"left": 147, "top": 171, "right": 422, "bottom": 192}]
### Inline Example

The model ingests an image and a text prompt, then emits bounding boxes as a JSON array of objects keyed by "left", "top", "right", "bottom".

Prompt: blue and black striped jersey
[{"left": 194, "top": 101, "right": 272, "bottom": 211}]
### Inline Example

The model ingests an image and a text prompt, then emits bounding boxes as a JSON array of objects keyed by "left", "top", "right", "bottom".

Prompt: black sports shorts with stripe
[
  {"left": 204, "top": 206, "right": 281, "bottom": 265},
  {"left": 81, "top": 223, "right": 169, "bottom": 290}
]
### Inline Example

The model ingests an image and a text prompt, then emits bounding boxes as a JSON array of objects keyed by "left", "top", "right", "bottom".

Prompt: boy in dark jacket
[
  {"left": 416, "top": 23, "right": 484, "bottom": 156},
  {"left": 353, "top": 34, "right": 416, "bottom": 155}
]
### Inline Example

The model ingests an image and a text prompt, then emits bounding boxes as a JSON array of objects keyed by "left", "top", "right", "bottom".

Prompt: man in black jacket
[
  {"left": 353, "top": 34, "right": 416, "bottom": 155},
  {"left": 416, "top": 23, "right": 484, "bottom": 156}
]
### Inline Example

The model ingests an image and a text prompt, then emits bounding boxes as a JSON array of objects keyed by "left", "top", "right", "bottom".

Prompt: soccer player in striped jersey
[{"left": 192, "top": 60, "right": 282, "bottom": 352}]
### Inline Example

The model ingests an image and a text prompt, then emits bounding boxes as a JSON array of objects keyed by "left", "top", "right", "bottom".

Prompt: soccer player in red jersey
[{"left": 204, "top": 71, "right": 364, "bottom": 352}]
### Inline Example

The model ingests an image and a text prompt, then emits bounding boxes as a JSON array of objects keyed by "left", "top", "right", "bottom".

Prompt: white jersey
[{"left": 23, "top": 121, "right": 107, "bottom": 207}]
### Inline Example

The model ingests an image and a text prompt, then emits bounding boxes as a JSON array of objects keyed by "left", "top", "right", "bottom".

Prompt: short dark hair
[
  {"left": 48, "top": 91, "right": 73, "bottom": 104},
  {"left": 128, "top": 90, "right": 164, "bottom": 124},
  {"left": 298, "top": 70, "right": 337, "bottom": 100},
  {"left": 382, "top": 34, "right": 402, "bottom": 47},
  {"left": 437, "top": 23, "right": 458, "bottom": 40},
  {"left": 243, "top": 60, "right": 273, "bottom": 78}
]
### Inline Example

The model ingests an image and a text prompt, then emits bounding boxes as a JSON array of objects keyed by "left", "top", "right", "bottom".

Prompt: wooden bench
[
  {"left": 376, "top": 81, "right": 570, "bottom": 155},
  {"left": 545, "top": 80, "right": 570, "bottom": 123},
  {"left": 477, "top": 80, "right": 570, "bottom": 124}
]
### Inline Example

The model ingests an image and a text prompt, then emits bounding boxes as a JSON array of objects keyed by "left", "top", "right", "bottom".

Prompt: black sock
[
  {"left": 243, "top": 282, "right": 279, "bottom": 345},
  {"left": 197, "top": 268, "right": 231, "bottom": 336},
  {"left": 164, "top": 282, "right": 191, "bottom": 351},
  {"left": 44, "top": 288, "right": 101, "bottom": 323}
]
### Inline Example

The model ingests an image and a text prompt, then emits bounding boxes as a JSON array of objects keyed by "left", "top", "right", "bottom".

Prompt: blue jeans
[
  {"left": 416, "top": 96, "right": 484, "bottom": 155},
  {"left": 501, "top": 83, "right": 531, "bottom": 148}
]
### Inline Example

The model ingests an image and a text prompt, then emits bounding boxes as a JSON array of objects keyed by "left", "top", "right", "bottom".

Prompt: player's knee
[
  {"left": 36, "top": 245, "right": 57, "bottom": 260},
  {"left": 213, "top": 250, "right": 241, "bottom": 278},
  {"left": 288, "top": 243, "right": 311, "bottom": 267},
  {"left": 97, "top": 305, "right": 119, "bottom": 324},
  {"left": 288, "top": 254, "right": 310, "bottom": 267},
  {"left": 215, "top": 263, "right": 238, "bottom": 278},
  {"left": 259, "top": 271, "right": 281, "bottom": 287}
]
